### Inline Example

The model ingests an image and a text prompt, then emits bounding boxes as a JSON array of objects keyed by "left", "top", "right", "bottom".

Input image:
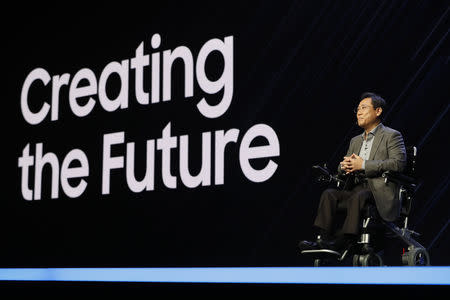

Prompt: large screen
[{"left": 2, "top": 1, "right": 449, "bottom": 271}]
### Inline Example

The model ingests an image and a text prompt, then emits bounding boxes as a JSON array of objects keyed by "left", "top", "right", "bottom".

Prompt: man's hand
[
  {"left": 340, "top": 156, "right": 352, "bottom": 174},
  {"left": 340, "top": 153, "right": 364, "bottom": 174}
]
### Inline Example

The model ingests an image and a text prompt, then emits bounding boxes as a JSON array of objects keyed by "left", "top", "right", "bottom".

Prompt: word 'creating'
[{"left": 21, "top": 34, "right": 233, "bottom": 124}]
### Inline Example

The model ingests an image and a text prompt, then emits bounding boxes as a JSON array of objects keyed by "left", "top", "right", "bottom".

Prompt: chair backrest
[
  {"left": 400, "top": 145, "right": 418, "bottom": 217},
  {"left": 403, "top": 145, "right": 417, "bottom": 178}
]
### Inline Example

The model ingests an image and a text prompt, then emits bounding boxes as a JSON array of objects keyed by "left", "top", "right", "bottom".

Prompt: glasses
[{"left": 353, "top": 105, "right": 374, "bottom": 113}]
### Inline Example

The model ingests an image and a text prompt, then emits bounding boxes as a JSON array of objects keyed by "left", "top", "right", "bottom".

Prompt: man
[{"left": 299, "top": 92, "right": 407, "bottom": 251}]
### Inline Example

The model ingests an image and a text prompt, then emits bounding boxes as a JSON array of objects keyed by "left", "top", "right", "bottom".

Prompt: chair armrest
[
  {"left": 312, "top": 165, "right": 332, "bottom": 183},
  {"left": 382, "top": 170, "right": 417, "bottom": 187},
  {"left": 312, "top": 165, "right": 346, "bottom": 187}
]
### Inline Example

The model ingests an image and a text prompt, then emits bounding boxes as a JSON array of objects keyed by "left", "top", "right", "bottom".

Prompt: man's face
[{"left": 356, "top": 98, "right": 381, "bottom": 128}]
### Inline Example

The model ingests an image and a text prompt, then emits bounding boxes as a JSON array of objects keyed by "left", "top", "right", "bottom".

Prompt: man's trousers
[{"left": 313, "top": 183, "right": 374, "bottom": 235}]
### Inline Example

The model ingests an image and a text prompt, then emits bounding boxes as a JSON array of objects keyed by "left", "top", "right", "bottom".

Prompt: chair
[{"left": 301, "top": 146, "right": 431, "bottom": 266}]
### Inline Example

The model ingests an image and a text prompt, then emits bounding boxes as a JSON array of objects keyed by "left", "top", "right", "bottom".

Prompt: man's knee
[
  {"left": 348, "top": 189, "right": 373, "bottom": 207},
  {"left": 356, "top": 189, "right": 373, "bottom": 200},
  {"left": 320, "top": 188, "right": 339, "bottom": 202},
  {"left": 322, "top": 188, "right": 339, "bottom": 195}
]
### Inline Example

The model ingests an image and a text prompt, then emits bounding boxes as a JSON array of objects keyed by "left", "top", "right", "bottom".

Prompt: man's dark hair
[{"left": 359, "top": 92, "right": 387, "bottom": 121}]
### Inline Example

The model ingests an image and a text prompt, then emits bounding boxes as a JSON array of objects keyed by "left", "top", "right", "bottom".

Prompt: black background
[{"left": 2, "top": 0, "right": 449, "bottom": 271}]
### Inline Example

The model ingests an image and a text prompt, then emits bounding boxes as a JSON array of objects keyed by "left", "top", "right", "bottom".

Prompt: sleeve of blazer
[{"left": 364, "top": 131, "right": 407, "bottom": 178}]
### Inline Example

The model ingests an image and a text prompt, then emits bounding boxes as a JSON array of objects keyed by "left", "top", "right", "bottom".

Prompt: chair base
[{"left": 300, "top": 219, "right": 431, "bottom": 267}]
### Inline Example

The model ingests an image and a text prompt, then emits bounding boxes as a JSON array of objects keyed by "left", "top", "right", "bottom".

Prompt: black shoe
[
  {"left": 299, "top": 235, "right": 338, "bottom": 251},
  {"left": 316, "top": 237, "right": 337, "bottom": 250},
  {"left": 298, "top": 240, "right": 320, "bottom": 251}
]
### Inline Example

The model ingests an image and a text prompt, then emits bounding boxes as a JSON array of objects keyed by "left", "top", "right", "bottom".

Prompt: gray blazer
[{"left": 338, "top": 123, "right": 407, "bottom": 222}]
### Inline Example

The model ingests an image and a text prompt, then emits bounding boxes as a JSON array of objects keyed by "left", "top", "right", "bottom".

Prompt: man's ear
[{"left": 376, "top": 107, "right": 383, "bottom": 117}]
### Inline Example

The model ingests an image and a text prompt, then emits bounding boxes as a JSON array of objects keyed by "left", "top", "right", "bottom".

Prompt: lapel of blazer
[
  {"left": 368, "top": 123, "right": 385, "bottom": 160},
  {"left": 353, "top": 135, "right": 363, "bottom": 155}
]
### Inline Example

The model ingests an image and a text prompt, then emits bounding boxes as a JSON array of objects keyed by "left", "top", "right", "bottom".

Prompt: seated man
[{"left": 299, "top": 92, "right": 407, "bottom": 251}]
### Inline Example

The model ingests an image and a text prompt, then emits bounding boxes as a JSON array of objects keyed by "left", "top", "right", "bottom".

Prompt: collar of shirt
[{"left": 361, "top": 122, "right": 382, "bottom": 141}]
